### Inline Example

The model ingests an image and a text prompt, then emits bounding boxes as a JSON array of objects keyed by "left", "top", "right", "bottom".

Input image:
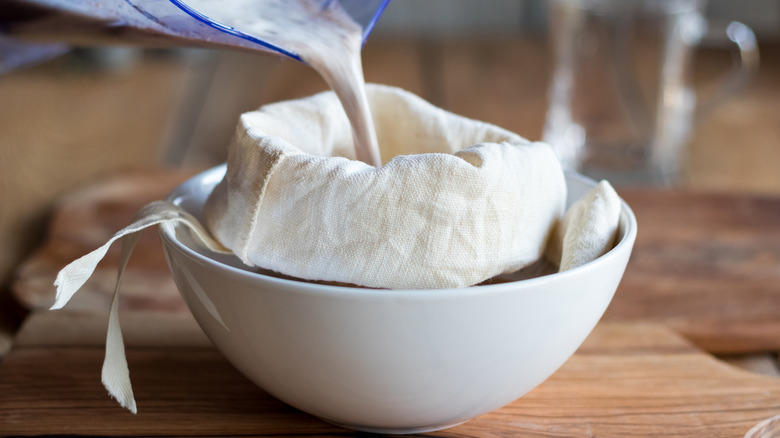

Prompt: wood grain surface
[
  {"left": 0, "top": 311, "right": 777, "bottom": 437},
  {"left": 605, "top": 189, "right": 780, "bottom": 354},
  {"left": 11, "top": 169, "right": 780, "bottom": 355}
]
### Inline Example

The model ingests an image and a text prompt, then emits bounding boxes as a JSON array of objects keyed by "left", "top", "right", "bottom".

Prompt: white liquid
[{"left": 183, "top": 0, "right": 382, "bottom": 167}]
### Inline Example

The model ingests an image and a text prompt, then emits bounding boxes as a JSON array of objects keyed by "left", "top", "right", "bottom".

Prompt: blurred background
[{"left": 0, "top": 0, "right": 778, "bottom": 335}]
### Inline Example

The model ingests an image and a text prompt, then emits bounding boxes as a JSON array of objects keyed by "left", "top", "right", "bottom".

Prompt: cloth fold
[{"left": 547, "top": 180, "right": 622, "bottom": 271}]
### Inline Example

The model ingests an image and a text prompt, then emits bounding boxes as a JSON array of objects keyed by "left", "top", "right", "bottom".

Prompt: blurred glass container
[{"left": 543, "top": 0, "right": 758, "bottom": 185}]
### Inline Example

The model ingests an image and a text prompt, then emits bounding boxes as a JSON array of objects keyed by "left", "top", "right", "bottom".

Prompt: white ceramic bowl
[{"left": 160, "top": 164, "right": 637, "bottom": 434}]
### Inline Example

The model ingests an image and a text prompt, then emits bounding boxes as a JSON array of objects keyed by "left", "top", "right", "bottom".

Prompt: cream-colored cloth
[
  {"left": 546, "top": 180, "right": 622, "bottom": 271},
  {"left": 206, "top": 84, "right": 567, "bottom": 289},
  {"left": 50, "top": 84, "right": 621, "bottom": 413}
]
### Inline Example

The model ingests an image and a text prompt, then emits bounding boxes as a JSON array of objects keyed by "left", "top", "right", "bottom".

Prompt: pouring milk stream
[
  {"left": 182, "top": 0, "right": 382, "bottom": 166},
  {"left": 3, "top": 0, "right": 383, "bottom": 166}
]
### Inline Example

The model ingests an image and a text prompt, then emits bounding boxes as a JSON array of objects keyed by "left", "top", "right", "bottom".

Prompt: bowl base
[{"left": 320, "top": 417, "right": 469, "bottom": 435}]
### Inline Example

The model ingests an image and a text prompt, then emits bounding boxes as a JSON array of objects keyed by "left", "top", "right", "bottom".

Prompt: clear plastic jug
[{"left": 2, "top": 0, "right": 390, "bottom": 67}]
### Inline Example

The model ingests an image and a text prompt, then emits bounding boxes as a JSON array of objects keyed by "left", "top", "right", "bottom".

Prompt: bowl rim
[{"left": 160, "top": 164, "right": 637, "bottom": 298}]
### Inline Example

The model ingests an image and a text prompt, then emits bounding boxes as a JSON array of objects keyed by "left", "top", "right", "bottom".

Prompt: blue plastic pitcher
[
  {"left": 150, "top": 0, "right": 392, "bottom": 61},
  {"left": 1, "top": 0, "right": 391, "bottom": 71}
]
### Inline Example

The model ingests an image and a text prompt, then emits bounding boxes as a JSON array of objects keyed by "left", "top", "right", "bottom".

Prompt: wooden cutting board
[
  {"left": 11, "top": 169, "right": 780, "bottom": 354},
  {"left": 0, "top": 311, "right": 778, "bottom": 437},
  {"left": 607, "top": 189, "right": 780, "bottom": 353}
]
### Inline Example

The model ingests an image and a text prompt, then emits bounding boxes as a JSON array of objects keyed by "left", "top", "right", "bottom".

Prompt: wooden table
[
  {"left": 2, "top": 169, "right": 780, "bottom": 436},
  {"left": 2, "top": 312, "right": 779, "bottom": 437}
]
